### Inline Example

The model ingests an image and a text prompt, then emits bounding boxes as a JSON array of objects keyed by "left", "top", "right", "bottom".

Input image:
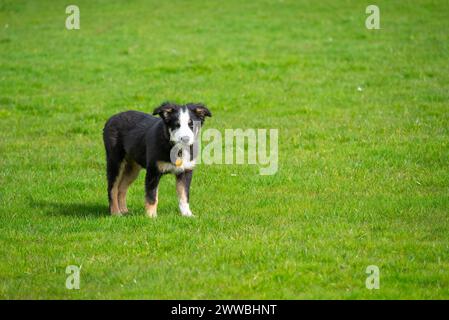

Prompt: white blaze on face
[{"left": 169, "top": 108, "right": 194, "bottom": 145}]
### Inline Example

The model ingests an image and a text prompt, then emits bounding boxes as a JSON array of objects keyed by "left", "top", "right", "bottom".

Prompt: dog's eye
[
  {"left": 188, "top": 119, "right": 193, "bottom": 128},
  {"left": 175, "top": 122, "right": 180, "bottom": 128}
]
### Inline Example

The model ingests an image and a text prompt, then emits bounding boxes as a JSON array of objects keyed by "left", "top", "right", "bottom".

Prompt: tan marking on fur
[
  {"left": 156, "top": 160, "right": 196, "bottom": 175},
  {"left": 145, "top": 189, "right": 158, "bottom": 218},
  {"left": 157, "top": 160, "right": 176, "bottom": 173},
  {"left": 176, "top": 178, "right": 188, "bottom": 203},
  {"left": 117, "top": 161, "right": 141, "bottom": 214},
  {"left": 110, "top": 161, "right": 126, "bottom": 215}
]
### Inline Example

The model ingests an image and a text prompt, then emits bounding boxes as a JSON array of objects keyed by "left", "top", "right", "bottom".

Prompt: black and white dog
[{"left": 103, "top": 102, "right": 211, "bottom": 217}]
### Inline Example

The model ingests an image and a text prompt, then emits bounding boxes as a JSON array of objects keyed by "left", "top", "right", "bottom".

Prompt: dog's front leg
[
  {"left": 145, "top": 167, "right": 161, "bottom": 218},
  {"left": 176, "top": 170, "right": 193, "bottom": 217}
]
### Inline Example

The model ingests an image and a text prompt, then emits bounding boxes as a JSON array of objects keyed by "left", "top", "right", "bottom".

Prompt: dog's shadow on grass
[{"left": 34, "top": 199, "right": 109, "bottom": 218}]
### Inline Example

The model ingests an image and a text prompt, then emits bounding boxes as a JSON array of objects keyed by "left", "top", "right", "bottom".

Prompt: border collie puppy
[{"left": 103, "top": 102, "right": 211, "bottom": 217}]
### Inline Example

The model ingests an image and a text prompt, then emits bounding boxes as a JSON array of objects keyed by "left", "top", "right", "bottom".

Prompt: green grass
[{"left": 0, "top": 0, "right": 448, "bottom": 299}]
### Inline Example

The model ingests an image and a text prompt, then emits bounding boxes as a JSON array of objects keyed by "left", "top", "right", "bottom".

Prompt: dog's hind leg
[
  {"left": 107, "top": 157, "right": 126, "bottom": 216},
  {"left": 144, "top": 166, "right": 161, "bottom": 218},
  {"left": 117, "top": 161, "right": 141, "bottom": 214},
  {"left": 104, "top": 119, "right": 127, "bottom": 216}
]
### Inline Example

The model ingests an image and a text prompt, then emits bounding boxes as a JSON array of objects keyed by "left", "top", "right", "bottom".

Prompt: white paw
[
  {"left": 146, "top": 209, "right": 157, "bottom": 218},
  {"left": 183, "top": 211, "right": 195, "bottom": 217},
  {"left": 179, "top": 202, "right": 193, "bottom": 217}
]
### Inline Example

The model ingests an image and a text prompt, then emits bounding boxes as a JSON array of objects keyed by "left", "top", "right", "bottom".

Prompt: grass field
[{"left": 0, "top": 0, "right": 448, "bottom": 299}]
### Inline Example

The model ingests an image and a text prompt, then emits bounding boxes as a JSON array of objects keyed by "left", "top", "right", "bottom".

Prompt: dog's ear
[
  {"left": 153, "top": 102, "right": 176, "bottom": 122},
  {"left": 187, "top": 103, "right": 212, "bottom": 121}
]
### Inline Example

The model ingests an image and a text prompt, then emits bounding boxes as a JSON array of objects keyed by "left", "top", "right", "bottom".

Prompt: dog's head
[{"left": 153, "top": 102, "right": 212, "bottom": 146}]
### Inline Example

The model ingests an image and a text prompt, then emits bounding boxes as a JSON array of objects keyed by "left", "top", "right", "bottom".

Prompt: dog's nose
[{"left": 180, "top": 136, "right": 190, "bottom": 144}]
